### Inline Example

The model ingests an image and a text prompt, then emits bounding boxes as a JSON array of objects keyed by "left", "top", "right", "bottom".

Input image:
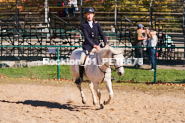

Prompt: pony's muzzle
[{"left": 118, "top": 71, "right": 124, "bottom": 76}]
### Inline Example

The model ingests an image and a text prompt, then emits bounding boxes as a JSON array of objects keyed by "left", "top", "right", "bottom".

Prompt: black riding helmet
[{"left": 84, "top": 7, "right": 95, "bottom": 14}]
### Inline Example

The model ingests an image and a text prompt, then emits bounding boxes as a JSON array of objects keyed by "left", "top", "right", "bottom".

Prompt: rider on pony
[{"left": 75, "top": 7, "right": 109, "bottom": 85}]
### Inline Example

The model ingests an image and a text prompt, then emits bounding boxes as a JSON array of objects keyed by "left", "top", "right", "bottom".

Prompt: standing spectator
[
  {"left": 134, "top": 24, "right": 147, "bottom": 68},
  {"left": 65, "top": 0, "right": 78, "bottom": 17},
  {"left": 148, "top": 31, "right": 157, "bottom": 71}
]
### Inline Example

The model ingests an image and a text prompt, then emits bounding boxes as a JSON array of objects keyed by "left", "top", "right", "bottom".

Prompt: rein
[
  {"left": 96, "top": 53, "right": 124, "bottom": 83},
  {"left": 96, "top": 53, "right": 110, "bottom": 83},
  {"left": 96, "top": 53, "right": 110, "bottom": 74}
]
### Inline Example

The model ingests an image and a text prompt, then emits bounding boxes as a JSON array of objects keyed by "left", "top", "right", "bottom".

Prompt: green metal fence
[{"left": 0, "top": 45, "right": 184, "bottom": 83}]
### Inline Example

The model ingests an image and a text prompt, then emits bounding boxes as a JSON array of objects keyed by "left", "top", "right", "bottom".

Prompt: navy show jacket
[{"left": 81, "top": 20, "right": 108, "bottom": 52}]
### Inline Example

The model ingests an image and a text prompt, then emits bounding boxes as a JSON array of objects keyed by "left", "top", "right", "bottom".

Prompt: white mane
[{"left": 92, "top": 47, "right": 124, "bottom": 55}]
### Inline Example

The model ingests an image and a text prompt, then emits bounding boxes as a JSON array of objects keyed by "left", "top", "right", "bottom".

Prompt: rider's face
[{"left": 85, "top": 12, "right": 94, "bottom": 21}]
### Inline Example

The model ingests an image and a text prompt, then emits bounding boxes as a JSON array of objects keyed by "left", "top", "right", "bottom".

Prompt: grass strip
[{"left": 0, "top": 65, "right": 185, "bottom": 83}]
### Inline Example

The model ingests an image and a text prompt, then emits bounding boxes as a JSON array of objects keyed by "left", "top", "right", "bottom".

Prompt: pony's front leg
[
  {"left": 89, "top": 82, "right": 98, "bottom": 105},
  {"left": 76, "top": 83, "right": 86, "bottom": 104},
  {"left": 104, "top": 79, "right": 113, "bottom": 105},
  {"left": 93, "top": 82, "right": 104, "bottom": 109}
]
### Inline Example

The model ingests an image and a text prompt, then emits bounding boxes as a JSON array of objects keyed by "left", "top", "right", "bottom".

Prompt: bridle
[
  {"left": 96, "top": 53, "right": 124, "bottom": 83},
  {"left": 111, "top": 53, "right": 124, "bottom": 71},
  {"left": 96, "top": 53, "right": 110, "bottom": 74}
]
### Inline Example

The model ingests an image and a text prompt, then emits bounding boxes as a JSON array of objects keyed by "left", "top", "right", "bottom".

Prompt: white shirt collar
[
  {"left": 87, "top": 20, "right": 93, "bottom": 28},
  {"left": 87, "top": 20, "right": 93, "bottom": 23}
]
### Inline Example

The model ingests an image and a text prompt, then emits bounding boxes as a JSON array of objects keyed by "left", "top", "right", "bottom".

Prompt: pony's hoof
[
  {"left": 100, "top": 104, "right": 104, "bottom": 109},
  {"left": 104, "top": 100, "right": 109, "bottom": 105},
  {"left": 93, "top": 101, "right": 97, "bottom": 105},
  {"left": 82, "top": 99, "right": 86, "bottom": 104}
]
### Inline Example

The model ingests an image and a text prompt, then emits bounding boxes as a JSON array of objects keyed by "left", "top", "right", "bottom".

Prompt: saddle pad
[{"left": 84, "top": 54, "right": 95, "bottom": 66}]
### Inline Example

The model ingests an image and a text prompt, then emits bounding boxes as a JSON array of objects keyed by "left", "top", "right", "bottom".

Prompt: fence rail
[{"left": 0, "top": 45, "right": 185, "bottom": 83}]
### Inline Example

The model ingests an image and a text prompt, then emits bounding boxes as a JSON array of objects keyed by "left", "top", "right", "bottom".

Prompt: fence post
[
  {"left": 15, "top": 0, "right": 19, "bottom": 33},
  {"left": 154, "top": 47, "right": 157, "bottom": 83},
  {"left": 149, "top": 0, "right": 153, "bottom": 30},
  {"left": 183, "top": 0, "right": 185, "bottom": 57},
  {"left": 45, "top": 0, "right": 49, "bottom": 23},
  {"left": 80, "top": 0, "right": 83, "bottom": 27},
  {"left": 57, "top": 47, "right": 60, "bottom": 79},
  {"left": 115, "top": 0, "right": 117, "bottom": 26}
]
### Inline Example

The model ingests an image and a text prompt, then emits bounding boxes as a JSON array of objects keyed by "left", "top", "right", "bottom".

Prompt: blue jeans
[
  {"left": 65, "top": 7, "right": 78, "bottom": 17},
  {"left": 149, "top": 48, "right": 155, "bottom": 69},
  {"left": 134, "top": 42, "right": 143, "bottom": 67}
]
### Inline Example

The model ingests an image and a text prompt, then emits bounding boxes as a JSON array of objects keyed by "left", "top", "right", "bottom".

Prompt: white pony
[{"left": 70, "top": 47, "right": 124, "bottom": 109}]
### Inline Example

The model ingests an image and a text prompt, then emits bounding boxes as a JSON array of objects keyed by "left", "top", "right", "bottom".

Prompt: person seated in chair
[
  {"left": 157, "top": 30, "right": 164, "bottom": 56},
  {"left": 65, "top": 0, "right": 78, "bottom": 17},
  {"left": 75, "top": 7, "right": 109, "bottom": 85}
]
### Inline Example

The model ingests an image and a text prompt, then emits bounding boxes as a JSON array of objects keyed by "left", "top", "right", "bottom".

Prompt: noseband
[{"left": 111, "top": 53, "right": 124, "bottom": 71}]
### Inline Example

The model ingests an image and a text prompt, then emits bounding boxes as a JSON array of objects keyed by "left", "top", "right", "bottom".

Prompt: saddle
[{"left": 83, "top": 48, "right": 97, "bottom": 66}]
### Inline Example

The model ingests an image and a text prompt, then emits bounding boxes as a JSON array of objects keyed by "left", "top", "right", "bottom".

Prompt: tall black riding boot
[{"left": 75, "top": 65, "right": 84, "bottom": 84}]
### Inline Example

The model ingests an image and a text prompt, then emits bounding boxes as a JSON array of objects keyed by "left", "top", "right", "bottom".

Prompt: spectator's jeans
[
  {"left": 134, "top": 42, "right": 143, "bottom": 58},
  {"left": 134, "top": 42, "right": 143, "bottom": 67},
  {"left": 65, "top": 7, "right": 78, "bottom": 17},
  {"left": 149, "top": 48, "right": 155, "bottom": 69}
]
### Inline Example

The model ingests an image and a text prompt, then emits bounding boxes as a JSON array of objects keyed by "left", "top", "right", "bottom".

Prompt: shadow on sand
[{"left": 0, "top": 100, "right": 93, "bottom": 111}]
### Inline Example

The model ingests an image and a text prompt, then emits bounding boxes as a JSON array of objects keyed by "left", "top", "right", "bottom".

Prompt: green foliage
[
  {"left": 82, "top": 0, "right": 182, "bottom": 13},
  {"left": 0, "top": 0, "right": 182, "bottom": 13}
]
